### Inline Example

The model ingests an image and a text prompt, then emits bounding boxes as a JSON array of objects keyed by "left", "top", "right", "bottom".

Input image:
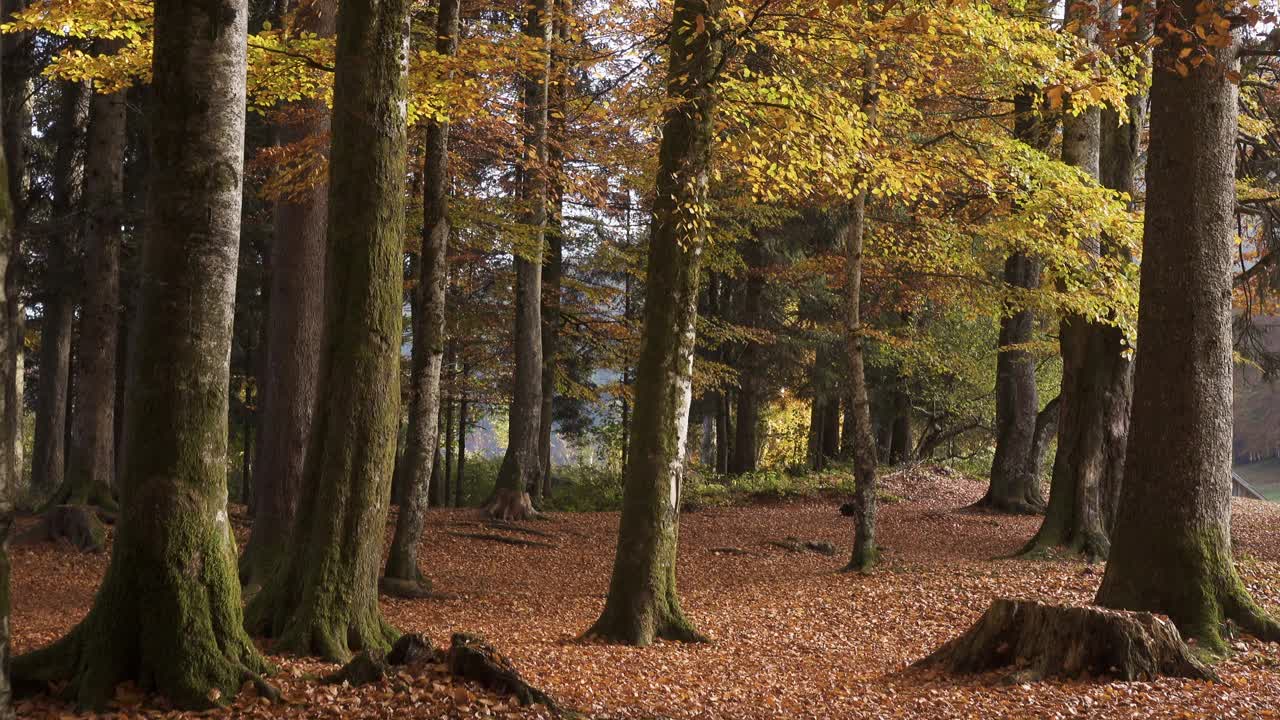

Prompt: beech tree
[
  {"left": 585, "top": 0, "right": 722, "bottom": 645},
  {"left": 0, "top": 27, "right": 14, "bottom": 720},
  {"left": 56, "top": 39, "right": 126, "bottom": 512},
  {"left": 10, "top": 0, "right": 266, "bottom": 707},
  {"left": 385, "top": 0, "right": 461, "bottom": 595},
  {"left": 30, "top": 80, "right": 87, "bottom": 499},
  {"left": 245, "top": 0, "right": 409, "bottom": 660},
  {"left": 1022, "top": 0, "right": 1140, "bottom": 559},
  {"left": 1095, "top": 0, "right": 1280, "bottom": 651},
  {"left": 485, "top": 0, "right": 551, "bottom": 520},
  {"left": 841, "top": 54, "right": 881, "bottom": 573},
  {"left": 239, "top": 0, "right": 335, "bottom": 594}
]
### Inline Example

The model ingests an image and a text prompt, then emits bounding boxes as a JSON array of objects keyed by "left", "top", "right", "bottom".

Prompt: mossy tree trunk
[
  {"left": 12, "top": 0, "right": 267, "bottom": 708},
  {"left": 31, "top": 81, "right": 88, "bottom": 500},
  {"left": 240, "top": 0, "right": 334, "bottom": 594},
  {"left": 245, "top": 0, "right": 409, "bottom": 661},
  {"left": 1094, "top": 0, "right": 1280, "bottom": 652},
  {"left": 1022, "top": 0, "right": 1135, "bottom": 560},
  {"left": 58, "top": 41, "right": 126, "bottom": 513},
  {"left": 487, "top": 0, "right": 552, "bottom": 520},
  {"left": 841, "top": 54, "right": 880, "bottom": 573},
  {"left": 384, "top": 0, "right": 458, "bottom": 591},
  {"left": 584, "top": 0, "right": 722, "bottom": 645}
]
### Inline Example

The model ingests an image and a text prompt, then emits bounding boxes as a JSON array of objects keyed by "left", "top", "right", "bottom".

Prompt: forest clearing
[{"left": 12, "top": 466, "right": 1280, "bottom": 719}]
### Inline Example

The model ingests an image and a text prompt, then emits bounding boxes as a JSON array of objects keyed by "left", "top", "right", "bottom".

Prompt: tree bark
[
  {"left": 12, "top": 0, "right": 267, "bottom": 707},
  {"left": 487, "top": 0, "right": 552, "bottom": 519},
  {"left": 456, "top": 362, "right": 468, "bottom": 505},
  {"left": 888, "top": 385, "right": 913, "bottom": 466},
  {"left": 1094, "top": 3, "right": 1280, "bottom": 652},
  {"left": 384, "top": 0, "right": 458, "bottom": 588},
  {"left": 1022, "top": 0, "right": 1134, "bottom": 558},
  {"left": 58, "top": 47, "right": 126, "bottom": 512},
  {"left": 31, "top": 82, "right": 88, "bottom": 499},
  {"left": 584, "top": 0, "right": 721, "bottom": 645},
  {"left": 239, "top": 0, "right": 334, "bottom": 593},
  {"left": 980, "top": 40, "right": 1054, "bottom": 514},
  {"left": 244, "top": 0, "right": 409, "bottom": 660},
  {"left": 0, "top": 22, "right": 15, "bottom": 719},
  {"left": 728, "top": 239, "right": 764, "bottom": 475},
  {"left": 0, "top": 0, "right": 28, "bottom": 504},
  {"left": 980, "top": 252, "right": 1045, "bottom": 513},
  {"left": 841, "top": 54, "right": 880, "bottom": 572}
]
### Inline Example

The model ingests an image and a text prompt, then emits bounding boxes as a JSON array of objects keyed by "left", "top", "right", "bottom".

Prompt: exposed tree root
[
  {"left": 323, "top": 634, "right": 440, "bottom": 686},
  {"left": 963, "top": 495, "right": 1045, "bottom": 516},
  {"left": 377, "top": 576, "right": 460, "bottom": 600},
  {"left": 447, "top": 633, "right": 555, "bottom": 707},
  {"left": 482, "top": 488, "right": 540, "bottom": 522},
  {"left": 41, "top": 481, "right": 118, "bottom": 516},
  {"left": 914, "top": 599, "right": 1215, "bottom": 682},
  {"left": 447, "top": 531, "right": 557, "bottom": 549},
  {"left": 766, "top": 537, "right": 836, "bottom": 556},
  {"left": 14, "top": 505, "right": 106, "bottom": 553},
  {"left": 483, "top": 520, "right": 556, "bottom": 538}
]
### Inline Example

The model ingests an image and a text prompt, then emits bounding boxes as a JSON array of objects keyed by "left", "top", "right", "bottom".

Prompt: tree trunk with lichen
[
  {"left": 239, "top": 0, "right": 334, "bottom": 594},
  {"left": 1095, "top": 4, "right": 1280, "bottom": 652},
  {"left": 57, "top": 42, "right": 126, "bottom": 513},
  {"left": 841, "top": 54, "right": 880, "bottom": 573},
  {"left": 11, "top": 0, "right": 267, "bottom": 708},
  {"left": 244, "top": 0, "right": 408, "bottom": 661},
  {"left": 487, "top": 0, "right": 551, "bottom": 521},
  {"left": 584, "top": 0, "right": 721, "bottom": 646},
  {"left": 384, "top": 0, "right": 458, "bottom": 593}
]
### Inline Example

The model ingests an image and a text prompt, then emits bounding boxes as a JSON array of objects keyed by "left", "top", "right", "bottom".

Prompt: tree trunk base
[
  {"left": 15, "top": 505, "right": 106, "bottom": 553},
  {"left": 378, "top": 575, "right": 441, "bottom": 599},
  {"left": 966, "top": 495, "right": 1045, "bottom": 516},
  {"left": 42, "top": 481, "right": 118, "bottom": 516},
  {"left": 482, "top": 488, "right": 539, "bottom": 522},
  {"left": 914, "top": 599, "right": 1215, "bottom": 682}
]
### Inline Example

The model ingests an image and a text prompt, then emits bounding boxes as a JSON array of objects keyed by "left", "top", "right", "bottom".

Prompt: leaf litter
[{"left": 11, "top": 465, "right": 1280, "bottom": 718}]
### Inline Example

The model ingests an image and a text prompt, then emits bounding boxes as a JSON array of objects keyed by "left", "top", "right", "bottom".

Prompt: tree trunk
[
  {"left": 841, "top": 55, "right": 880, "bottom": 572},
  {"left": 59, "top": 47, "right": 126, "bottom": 511},
  {"left": 1023, "top": 0, "right": 1133, "bottom": 558},
  {"left": 1094, "top": 4, "right": 1280, "bottom": 652},
  {"left": 239, "top": 0, "right": 334, "bottom": 593},
  {"left": 244, "top": 0, "right": 409, "bottom": 661},
  {"left": 980, "top": 252, "right": 1045, "bottom": 513},
  {"left": 728, "top": 240, "right": 764, "bottom": 475},
  {"left": 584, "top": 0, "right": 721, "bottom": 645},
  {"left": 31, "top": 82, "right": 88, "bottom": 499},
  {"left": 0, "top": 0, "right": 28, "bottom": 504},
  {"left": 888, "top": 385, "right": 913, "bottom": 466},
  {"left": 487, "top": 0, "right": 551, "bottom": 520},
  {"left": 384, "top": 0, "right": 458, "bottom": 588},
  {"left": 456, "top": 369, "right": 467, "bottom": 505},
  {"left": 0, "top": 21, "right": 15, "bottom": 718},
  {"left": 539, "top": 214, "right": 562, "bottom": 498},
  {"left": 12, "top": 0, "right": 267, "bottom": 707}
]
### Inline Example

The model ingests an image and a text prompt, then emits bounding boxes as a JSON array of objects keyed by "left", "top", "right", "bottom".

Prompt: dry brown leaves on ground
[{"left": 13, "top": 466, "right": 1280, "bottom": 719}]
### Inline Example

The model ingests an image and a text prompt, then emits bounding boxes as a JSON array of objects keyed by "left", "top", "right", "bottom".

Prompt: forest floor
[{"left": 13, "top": 466, "right": 1280, "bottom": 719}]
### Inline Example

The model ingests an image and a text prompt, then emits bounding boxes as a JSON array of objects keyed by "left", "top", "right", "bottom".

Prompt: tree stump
[
  {"left": 324, "top": 633, "right": 440, "bottom": 686},
  {"left": 16, "top": 505, "right": 106, "bottom": 553},
  {"left": 914, "top": 599, "right": 1215, "bottom": 682},
  {"left": 446, "top": 633, "right": 554, "bottom": 708}
]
